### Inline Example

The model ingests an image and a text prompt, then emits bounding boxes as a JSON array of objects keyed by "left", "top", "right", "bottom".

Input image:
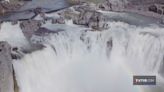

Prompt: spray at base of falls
[{"left": 1, "top": 21, "right": 163, "bottom": 92}]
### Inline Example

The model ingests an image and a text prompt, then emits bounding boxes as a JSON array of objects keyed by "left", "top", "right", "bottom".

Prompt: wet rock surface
[
  {"left": 22, "top": 44, "right": 45, "bottom": 54},
  {"left": 106, "top": 38, "right": 113, "bottom": 57},
  {"left": 73, "top": 2, "right": 97, "bottom": 12},
  {"left": 148, "top": 5, "right": 158, "bottom": 13},
  {"left": 11, "top": 20, "right": 18, "bottom": 25},
  {"left": 159, "top": 57, "right": 164, "bottom": 78},
  {"left": 58, "top": 8, "right": 79, "bottom": 20},
  {"left": 20, "top": 20, "right": 42, "bottom": 39},
  {"left": 97, "top": 0, "right": 164, "bottom": 23},
  {"left": 147, "top": 4, "right": 164, "bottom": 15},
  {"left": 98, "top": 0, "right": 112, "bottom": 11},
  {"left": 51, "top": 17, "right": 65, "bottom": 24},
  {"left": 55, "top": 2, "right": 110, "bottom": 30},
  {"left": 20, "top": 23, "right": 65, "bottom": 54},
  {"left": 73, "top": 10, "right": 109, "bottom": 30},
  {"left": 0, "top": 1, "right": 24, "bottom": 16},
  {"left": 11, "top": 47, "right": 24, "bottom": 60},
  {"left": 53, "top": 2, "right": 98, "bottom": 20},
  {"left": 34, "top": 27, "right": 64, "bottom": 36},
  {"left": 0, "top": 41, "right": 14, "bottom": 92}
]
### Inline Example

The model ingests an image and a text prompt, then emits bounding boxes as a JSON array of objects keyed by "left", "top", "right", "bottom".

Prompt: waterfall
[{"left": 1, "top": 21, "right": 164, "bottom": 92}]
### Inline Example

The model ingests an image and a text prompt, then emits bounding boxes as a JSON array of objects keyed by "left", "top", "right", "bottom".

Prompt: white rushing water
[{"left": 1, "top": 20, "right": 164, "bottom": 92}]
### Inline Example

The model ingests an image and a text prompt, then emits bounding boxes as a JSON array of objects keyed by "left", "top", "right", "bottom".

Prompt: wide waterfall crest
[{"left": 0, "top": 21, "right": 163, "bottom": 92}]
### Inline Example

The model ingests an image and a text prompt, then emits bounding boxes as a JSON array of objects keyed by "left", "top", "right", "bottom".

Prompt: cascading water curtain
[{"left": 7, "top": 22, "right": 164, "bottom": 92}]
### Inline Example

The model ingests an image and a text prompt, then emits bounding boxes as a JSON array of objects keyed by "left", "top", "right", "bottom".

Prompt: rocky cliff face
[{"left": 0, "top": 41, "right": 14, "bottom": 92}]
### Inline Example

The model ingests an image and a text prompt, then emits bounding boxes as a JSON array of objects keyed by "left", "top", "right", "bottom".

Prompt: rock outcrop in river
[
  {"left": 73, "top": 10, "right": 109, "bottom": 30},
  {"left": 20, "top": 20, "right": 42, "bottom": 40},
  {"left": 57, "top": 2, "right": 109, "bottom": 30}
]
